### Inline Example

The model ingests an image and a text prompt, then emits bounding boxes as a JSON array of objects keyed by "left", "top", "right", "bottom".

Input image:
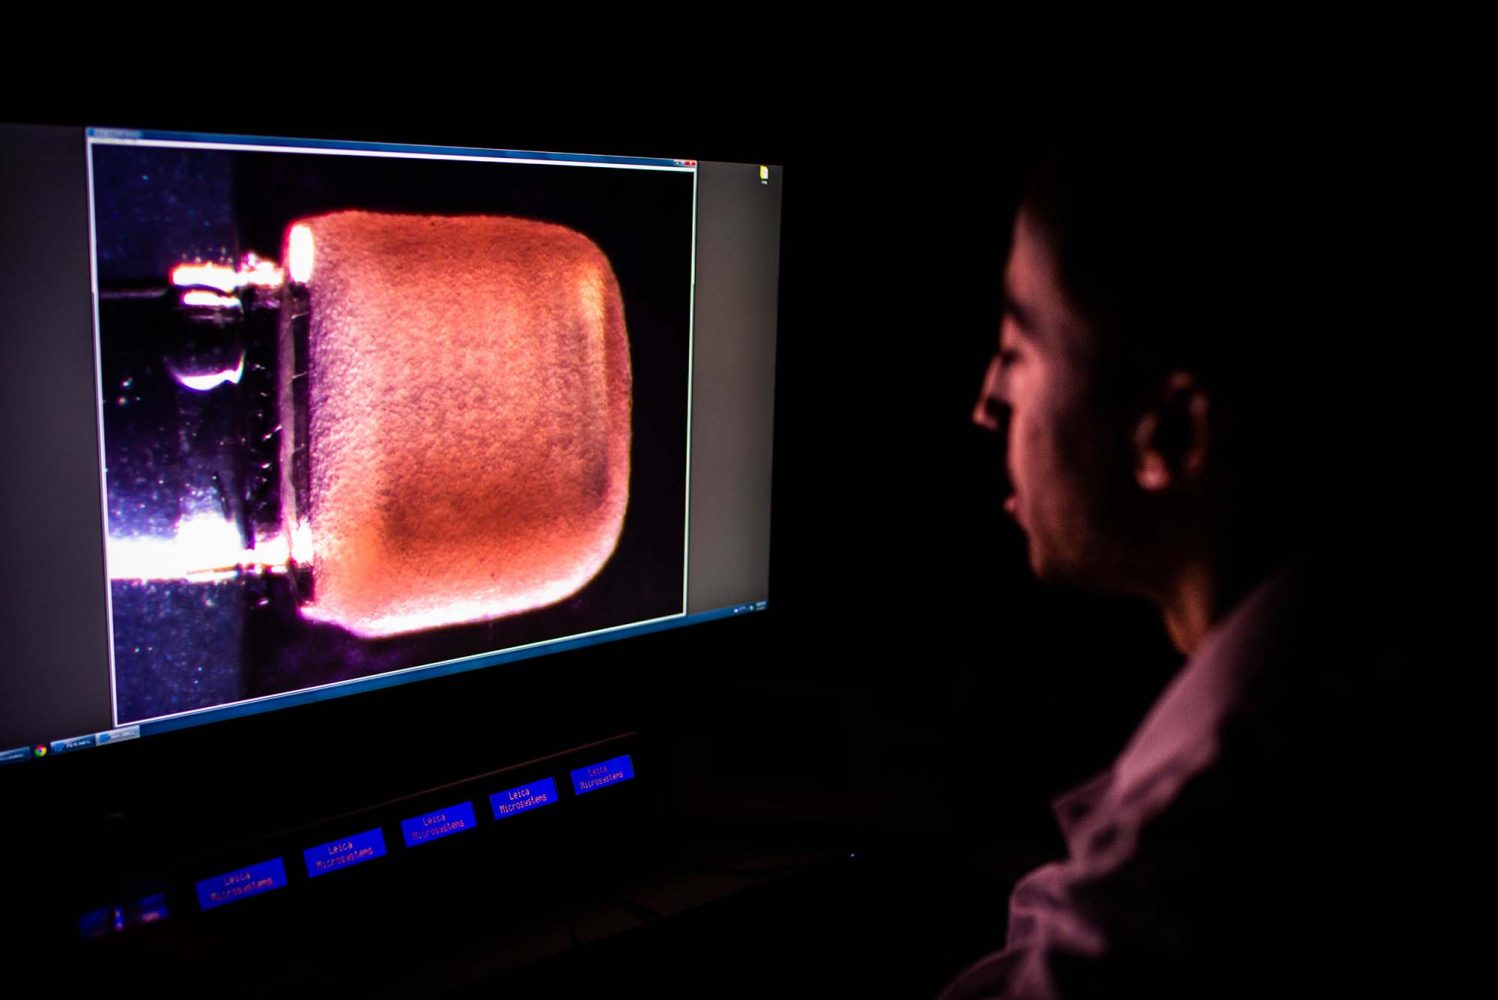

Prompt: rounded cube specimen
[{"left": 285, "top": 212, "right": 631, "bottom": 638}]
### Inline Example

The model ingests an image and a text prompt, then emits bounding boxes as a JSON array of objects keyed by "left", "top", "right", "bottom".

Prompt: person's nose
[{"left": 972, "top": 353, "right": 1008, "bottom": 432}]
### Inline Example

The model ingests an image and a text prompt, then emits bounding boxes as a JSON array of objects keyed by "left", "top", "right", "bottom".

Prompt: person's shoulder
[{"left": 1135, "top": 553, "right": 1430, "bottom": 987}]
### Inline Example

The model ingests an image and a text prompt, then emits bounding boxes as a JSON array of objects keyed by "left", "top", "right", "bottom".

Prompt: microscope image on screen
[
  {"left": 283, "top": 211, "right": 633, "bottom": 639},
  {"left": 90, "top": 139, "right": 692, "bottom": 726}
]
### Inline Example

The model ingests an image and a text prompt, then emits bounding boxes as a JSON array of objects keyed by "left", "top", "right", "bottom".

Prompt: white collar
[{"left": 1113, "top": 565, "right": 1298, "bottom": 797}]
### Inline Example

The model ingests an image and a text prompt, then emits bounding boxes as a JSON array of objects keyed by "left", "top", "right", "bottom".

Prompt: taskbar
[{"left": 0, "top": 600, "right": 768, "bottom": 767}]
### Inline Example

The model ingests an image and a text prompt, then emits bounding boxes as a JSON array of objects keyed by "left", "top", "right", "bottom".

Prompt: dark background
[{"left": 1, "top": 74, "right": 1433, "bottom": 996}]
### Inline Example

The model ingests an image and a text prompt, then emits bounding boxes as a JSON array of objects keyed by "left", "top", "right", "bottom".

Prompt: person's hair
[{"left": 1019, "top": 132, "right": 1331, "bottom": 524}]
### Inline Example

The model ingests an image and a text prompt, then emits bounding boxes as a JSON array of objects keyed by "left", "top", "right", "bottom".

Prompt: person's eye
[{"left": 998, "top": 347, "right": 1021, "bottom": 369}]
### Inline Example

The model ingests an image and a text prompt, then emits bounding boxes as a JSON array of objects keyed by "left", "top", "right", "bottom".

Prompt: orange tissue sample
[{"left": 285, "top": 212, "right": 631, "bottom": 638}]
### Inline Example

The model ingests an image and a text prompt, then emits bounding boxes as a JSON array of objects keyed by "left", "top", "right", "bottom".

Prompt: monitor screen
[{"left": 0, "top": 123, "right": 781, "bottom": 761}]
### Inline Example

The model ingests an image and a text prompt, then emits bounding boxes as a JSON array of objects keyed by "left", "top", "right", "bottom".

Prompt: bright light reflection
[
  {"left": 171, "top": 263, "right": 238, "bottom": 292},
  {"left": 288, "top": 225, "right": 314, "bottom": 284},
  {"left": 239, "top": 259, "right": 284, "bottom": 287},
  {"left": 108, "top": 515, "right": 300, "bottom": 581},
  {"left": 171, "top": 257, "right": 285, "bottom": 293},
  {"left": 181, "top": 290, "right": 241, "bottom": 309},
  {"left": 289, "top": 519, "right": 313, "bottom": 565},
  {"left": 168, "top": 353, "right": 245, "bottom": 392}
]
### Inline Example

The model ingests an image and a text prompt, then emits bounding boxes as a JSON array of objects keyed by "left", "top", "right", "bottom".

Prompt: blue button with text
[
  {"left": 304, "top": 827, "right": 387, "bottom": 878},
  {"left": 400, "top": 802, "right": 477, "bottom": 848},
  {"left": 196, "top": 858, "right": 287, "bottom": 911},
  {"left": 490, "top": 777, "right": 559, "bottom": 820},
  {"left": 570, "top": 754, "right": 636, "bottom": 796}
]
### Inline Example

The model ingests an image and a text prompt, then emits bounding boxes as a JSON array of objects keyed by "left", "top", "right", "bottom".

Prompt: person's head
[{"left": 974, "top": 138, "right": 1318, "bottom": 606}]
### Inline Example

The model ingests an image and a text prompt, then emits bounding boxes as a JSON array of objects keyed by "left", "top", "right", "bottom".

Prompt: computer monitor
[
  {"left": 0, "top": 119, "right": 784, "bottom": 962},
  {"left": 2, "top": 121, "right": 780, "bottom": 762}
]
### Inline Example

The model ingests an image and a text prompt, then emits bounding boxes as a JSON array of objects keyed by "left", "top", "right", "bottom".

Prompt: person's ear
[{"left": 1134, "top": 372, "right": 1210, "bottom": 492}]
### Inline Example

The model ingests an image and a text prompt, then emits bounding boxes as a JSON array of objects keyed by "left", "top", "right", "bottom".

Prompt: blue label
[
  {"left": 570, "top": 754, "right": 636, "bottom": 796},
  {"left": 78, "top": 892, "right": 170, "bottom": 940},
  {"left": 0, "top": 746, "right": 31, "bottom": 765},
  {"left": 303, "top": 827, "right": 387, "bottom": 878},
  {"left": 49, "top": 735, "right": 97, "bottom": 755},
  {"left": 196, "top": 858, "right": 287, "bottom": 911},
  {"left": 78, "top": 905, "right": 122, "bottom": 940},
  {"left": 135, "top": 893, "right": 169, "bottom": 925},
  {"left": 96, "top": 726, "right": 140, "bottom": 745},
  {"left": 490, "top": 777, "right": 559, "bottom": 820},
  {"left": 400, "top": 801, "right": 477, "bottom": 848}
]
